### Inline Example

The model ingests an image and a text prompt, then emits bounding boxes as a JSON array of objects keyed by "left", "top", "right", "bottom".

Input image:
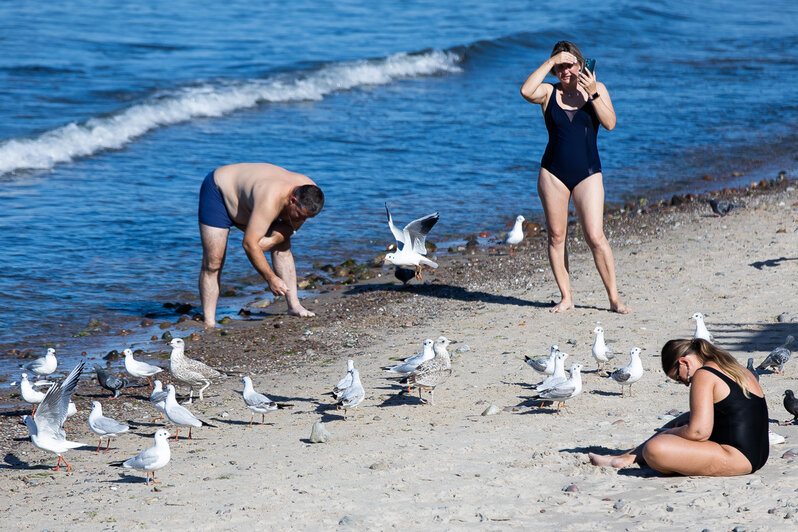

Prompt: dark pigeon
[
  {"left": 707, "top": 199, "right": 743, "bottom": 217},
  {"left": 757, "top": 335, "right": 794, "bottom": 375},
  {"left": 784, "top": 390, "right": 798, "bottom": 425},
  {"left": 747, "top": 358, "right": 759, "bottom": 382},
  {"left": 394, "top": 267, "right": 415, "bottom": 285},
  {"left": 95, "top": 365, "right": 129, "bottom": 399}
]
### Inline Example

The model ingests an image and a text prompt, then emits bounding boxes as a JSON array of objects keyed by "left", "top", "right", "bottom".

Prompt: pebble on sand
[
  {"left": 481, "top": 405, "right": 501, "bottom": 416},
  {"left": 310, "top": 421, "right": 330, "bottom": 443}
]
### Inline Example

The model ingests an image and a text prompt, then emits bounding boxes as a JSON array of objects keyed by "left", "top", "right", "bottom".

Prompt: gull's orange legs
[
  {"left": 150, "top": 413, "right": 164, "bottom": 423},
  {"left": 53, "top": 455, "right": 72, "bottom": 472},
  {"left": 248, "top": 414, "right": 254, "bottom": 428}
]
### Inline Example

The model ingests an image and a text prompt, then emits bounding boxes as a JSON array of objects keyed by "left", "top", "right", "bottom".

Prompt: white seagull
[
  {"left": 20, "top": 373, "right": 48, "bottom": 415},
  {"left": 505, "top": 215, "right": 525, "bottom": 256},
  {"left": 532, "top": 351, "right": 571, "bottom": 395},
  {"left": 384, "top": 203, "right": 439, "bottom": 280},
  {"left": 396, "top": 336, "right": 452, "bottom": 405},
  {"left": 525, "top": 345, "right": 560, "bottom": 375},
  {"left": 609, "top": 347, "right": 645, "bottom": 397},
  {"left": 337, "top": 368, "right": 365, "bottom": 420},
  {"left": 241, "top": 376, "right": 292, "bottom": 426},
  {"left": 117, "top": 428, "right": 172, "bottom": 485},
  {"left": 88, "top": 401, "right": 130, "bottom": 452},
  {"left": 20, "top": 348, "right": 58, "bottom": 376},
  {"left": 383, "top": 339, "right": 435, "bottom": 375},
  {"left": 22, "top": 361, "right": 85, "bottom": 472},
  {"left": 123, "top": 348, "right": 162, "bottom": 388},
  {"left": 149, "top": 380, "right": 167, "bottom": 423},
  {"left": 331, "top": 360, "right": 355, "bottom": 401},
  {"left": 538, "top": 363, "right": 583, "bottom": 413},
  {"left": 592, "top": 326, "right": 615, "bottom": 372},
  {"left": 168, "top": 338, "right": 222, "bottom": 403},
  {"left": 162, "top": 384, "right": 215, "bottom": 440},
  {"left": 691, "top": 312, "right": 714, "bottom": 343}
]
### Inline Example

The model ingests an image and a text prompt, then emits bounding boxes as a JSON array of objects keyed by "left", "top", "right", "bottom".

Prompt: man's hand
[{"left": 267, "top": 276, "right": 289, "bottom": 296}]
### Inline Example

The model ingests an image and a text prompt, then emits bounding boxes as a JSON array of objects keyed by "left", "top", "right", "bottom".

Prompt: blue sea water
[{"left": 1, "top": 0, "right": 797, "bottom": 380}]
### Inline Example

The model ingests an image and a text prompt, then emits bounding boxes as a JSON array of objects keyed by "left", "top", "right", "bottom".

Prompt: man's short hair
[{"left": 293, "top": 185, "right": 325, "bottom": 217}]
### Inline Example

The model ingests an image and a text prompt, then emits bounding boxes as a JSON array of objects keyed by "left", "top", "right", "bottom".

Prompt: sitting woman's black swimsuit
[
  {"left": 540, "top": 85, "right": 602, "bottom": 191},
  {"left": 697, "top": 366, "right": 769, "bottom": 473}
]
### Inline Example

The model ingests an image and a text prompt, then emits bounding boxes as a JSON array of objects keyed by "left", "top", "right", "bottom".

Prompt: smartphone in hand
[{"left": 582, "top": 58, "right": 596, "bottom": 74}]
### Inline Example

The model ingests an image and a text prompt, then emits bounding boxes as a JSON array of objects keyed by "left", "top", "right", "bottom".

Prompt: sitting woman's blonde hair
[{"left": 661, "top": 339, "right": 751, "bottom": 397}]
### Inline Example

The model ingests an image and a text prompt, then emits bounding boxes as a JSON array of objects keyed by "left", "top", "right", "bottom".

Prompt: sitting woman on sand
[
  {"left": 520, "top": 41, "right": 629, "bottom": 314},
  {"left": 589, "top": 339, "right": 769, "bottom": 476}
]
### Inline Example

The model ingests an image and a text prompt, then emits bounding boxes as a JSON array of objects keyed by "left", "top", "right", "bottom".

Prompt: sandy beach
[{"left": 1, "top": 180, "right": 797, "bottom": 530}]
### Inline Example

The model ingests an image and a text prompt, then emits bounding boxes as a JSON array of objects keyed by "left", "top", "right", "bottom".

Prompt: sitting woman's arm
[{"left": 664, "top": 369, "right": 716, "bottom": 441}]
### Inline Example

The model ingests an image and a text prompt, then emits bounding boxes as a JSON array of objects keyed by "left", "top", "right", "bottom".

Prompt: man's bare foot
[
  {"left": 550, "top": 299, "right": 573, "bottom": 313},
  {"left": 203, "top": 322, "right": 216, "bottom": 329},
  {"left": 588, "top": 452, "right": 635, "bottom": 468},
  {"left": 288, "top": 306, "right": 315, "bottom": 317},
  {"left": 610, "top": 301, "right": 631, "bottom": 314}
]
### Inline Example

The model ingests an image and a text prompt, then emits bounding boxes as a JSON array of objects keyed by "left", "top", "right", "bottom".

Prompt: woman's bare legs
[
  {"left": 571, "top": 173, "right": 630, "bottom": 314},
  {"left": 537, "top": 169, "right": 573, "bottom": 312},
  {"left": 590, "top": 432, "right": 752, "bottom": 476}
]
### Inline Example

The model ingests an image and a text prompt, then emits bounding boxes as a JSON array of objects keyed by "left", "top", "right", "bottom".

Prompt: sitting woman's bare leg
[{"left": 641, "top": 434, "right": 752, "bottom": 476}]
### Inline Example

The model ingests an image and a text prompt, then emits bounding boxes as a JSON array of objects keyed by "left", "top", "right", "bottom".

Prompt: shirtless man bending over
[{"left": 198, "top": 162, "right": 325, "bottom": 328}]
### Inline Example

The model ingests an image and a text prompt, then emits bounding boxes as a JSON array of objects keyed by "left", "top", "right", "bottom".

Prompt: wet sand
[{"left": 1, "top": 179, "right": 797, "bottom": 530}]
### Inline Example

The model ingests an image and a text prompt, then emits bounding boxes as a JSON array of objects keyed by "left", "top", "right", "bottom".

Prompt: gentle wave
[{"left": 0, "top": 49, "right": 462, "bottom": 176}]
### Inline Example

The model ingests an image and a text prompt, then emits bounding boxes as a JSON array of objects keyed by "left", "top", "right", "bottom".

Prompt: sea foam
[{"left": 0, "top": 50, "right": 462, "bottom": 176}]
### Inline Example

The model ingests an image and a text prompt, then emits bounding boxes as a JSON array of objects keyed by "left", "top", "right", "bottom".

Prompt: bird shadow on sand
[
  {"left": 0, "top": 408, "right": 30, "bottom": 418},
  {"left": 312, "top": 402, "right": 349, "bottom": 423},
  {"left": 1, "top": 453, "right": 51, "bottom": 470},
  {"left": 212, "top": 417, "right": 275, "bottom": 428},
  {"left": 588, "top": 389, "right": 621, "bottom": 397},
  {"left": 707, "top": 322, "right": 795, "bottom": 355},
  {"left": 344, "top": 282, "right": 551, "bottom": 308},
  {"left": 513, "top": 398, "right": 562, "bottom": 414},
  {"left": 109, "top": 474, "right": 151, "bottom": 484},
  {"left": 749, "top": 256, "right": 798, "bottom": 270}
]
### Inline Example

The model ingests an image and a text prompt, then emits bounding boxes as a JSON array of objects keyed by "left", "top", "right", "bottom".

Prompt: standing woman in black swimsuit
[
  {"left": 520, "top": 41, "right": 629, "bottom": 314},
  {"left": 589, "top": 339, "right": 769, "bottom": 476}
]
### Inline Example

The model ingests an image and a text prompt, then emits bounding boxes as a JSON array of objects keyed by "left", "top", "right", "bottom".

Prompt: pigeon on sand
[
  {"left": 782, "top": 390, "right": 798, "bottom": 425},
  {"left": 757, "top": 335, "right": 793, "bottom": 375},
  {"left": 707, "top": 199, "right": 743, "bottom": 217},
  {"left": 22, "top": 361, "right": 85, "bottom": 472},
  {"left": 383, "top": 203, "right": 439, "bottom": 280},
  {"left": 95, "top": 365, "right": 129, "bottom": 399}
]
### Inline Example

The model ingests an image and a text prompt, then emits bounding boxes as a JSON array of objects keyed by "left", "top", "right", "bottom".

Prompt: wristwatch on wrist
[{"left": 590, "top": 92, "right": 600, "bottom": 101}]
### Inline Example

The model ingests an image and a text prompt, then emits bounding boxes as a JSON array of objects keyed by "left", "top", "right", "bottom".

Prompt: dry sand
[{"left": 1, "top": 182, "right": 797, "bottom": 530}]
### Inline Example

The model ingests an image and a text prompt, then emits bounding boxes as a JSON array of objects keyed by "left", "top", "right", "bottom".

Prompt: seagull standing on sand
[
  {"left": 538, "top": 363, "right": 583, "bottom": 413},
  {"left": 691, "top": 313, "right": 714, "bottom": 343},
  {"left": 609, "top": 347, "right": 644, "bottom": 397},
  {"left": 337, "top": 368, "right": 365, "bottom": 420},
  {"left": 241, "top": 376, "right": 292, "bottom": 426},
  {"left": 592, "top": 326, "right": 615, "bottom": 372},
  {"left": 757, "top": 335, "right": 794, "bottom": 375},
  {"left": 169, "top": 338, "right": 222, "bottom": 403},
  {"left": 116, "top": 428, "right": 172, "bottom": 485},
  {"left": 20, "top": 348, "right": 57, "bottom": 376},
  {"left": 22, "top": 361, "right": 85, "bottom": 472},
  {"left": 532, "top": 351, "right": 571, "bottom": 394},
  {"left": 505, "top": 215, "right": 525, "bottom": 256},
  {"left": 95, "top": 365, "right": 129, "bottom": 399},
  {"left": 162, "top": 384, "right": 215, "bottom": 440},
  {"left": 396, "top": 336, "right": 452, "bottom": 405},
  {"left": 149, "top": 380, "right": 167, "bottom": 423},
  {"left": 88, "top": 401, "right": 130, "bottom": 452},
  {"left": 123, "top": 349, "right": 162, "bottom": 389},
  {"left": 332, "top": 360, "right": 355, "bottom": 402},
  {"left": 525, "top": 345, "right": 559, "bottom": 375},
  {"left": 383, "top": 339, "right": 435, "bottom": 375},
  {"left": 383, "top": 203, "right": 439, "bottom": 280}
]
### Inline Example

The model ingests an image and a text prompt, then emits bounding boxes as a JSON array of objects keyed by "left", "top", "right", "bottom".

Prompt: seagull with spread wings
[{"left": 384, "top": 203, "right": 439, "bottom": 280}]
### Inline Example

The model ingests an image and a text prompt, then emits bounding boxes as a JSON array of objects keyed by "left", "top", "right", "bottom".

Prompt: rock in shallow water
[{"left": 310, "top": 421, "right": 330, "bottom": 443}]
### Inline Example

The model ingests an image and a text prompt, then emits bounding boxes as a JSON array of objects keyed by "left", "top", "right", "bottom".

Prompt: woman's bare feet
[
  {"left": 550, "top": 299, "right": 573, "bottom": 313},
  {"left": 588, "top": 452, "right": 636, "bottom": 469},
  {"left": 288, "top": 305, "right": 315, "bottom": 317},
  {"left": 610, "top": 300, "right": 631, "bottom": 314}
]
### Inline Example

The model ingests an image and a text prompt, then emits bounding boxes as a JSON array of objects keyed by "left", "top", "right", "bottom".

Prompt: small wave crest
[{"left": 0, "top": 49, "right": 462, "bottom": 176}]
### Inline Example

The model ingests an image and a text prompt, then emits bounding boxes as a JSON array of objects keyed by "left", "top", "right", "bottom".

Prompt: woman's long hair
[
  {"left": 549, "top": 41, "right": 585, "bottom": 73},
  {"left": 661, "top": 339, "right": 751, "bottom": 397}
]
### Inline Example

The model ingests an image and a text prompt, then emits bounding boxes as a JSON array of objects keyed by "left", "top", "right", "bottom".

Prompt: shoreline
[
  {"left": 0, "top": 173, "right": 796, "bottom": 529},
  {"left": 0, "top": 171, "right": 794, "bottom": 392}
]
